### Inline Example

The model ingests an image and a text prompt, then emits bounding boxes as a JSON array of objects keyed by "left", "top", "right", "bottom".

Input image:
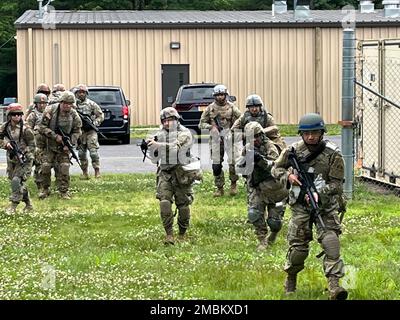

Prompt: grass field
[{"left": 0, "top": 173, "right": 399, "bottom": 300}]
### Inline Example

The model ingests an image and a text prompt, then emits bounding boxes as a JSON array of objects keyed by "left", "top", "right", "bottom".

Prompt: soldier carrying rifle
[
  {"left": 199, "top": 84, "right": 241, "bottom": 197},
  {"left": 38, "top": 91, "right": 82, "bottom": 200},
  {"left": 74, "top": 84, "right": 104, "bottom": 179},
  {"left": 272, "top": 113, "right": 348, "bottom": 300},
  {"left": 0, "top": 103, "right": 35, "bottom": 214}
]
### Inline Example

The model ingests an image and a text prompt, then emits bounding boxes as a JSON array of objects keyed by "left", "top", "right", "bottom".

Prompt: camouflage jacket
[
  {"left": 76, "top": 98, "right": 104, "bottom": 130},
  {"left": 38, "top": 104, "right": 82, "bottom": 151},
  {"left": 149, "top": 124, "right": 193, "bottom": 172},
  {"left": 199, "top": 101, "right": 241, "bottom": 132},
  {"left": 0, "top": 121, "right": 35, "bottom": 162},
  {"left": 231, "top": 110, "right": 286, "bottom": 151},
  {"left": 26, "top": 108, "right": 46, "bottom": 148},
  {"left": 272, "top": 139, "right": 345, "bottom": 209}
]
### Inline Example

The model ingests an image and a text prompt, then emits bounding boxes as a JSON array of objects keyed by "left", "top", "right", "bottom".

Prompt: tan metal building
[{"left": 14, "top": 9, "right": 400, "bottom": 125}]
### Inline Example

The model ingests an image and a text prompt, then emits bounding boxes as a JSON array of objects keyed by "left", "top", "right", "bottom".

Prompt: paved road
[{"left": 0, "top": 136, "right": 341, "bottom": 176}]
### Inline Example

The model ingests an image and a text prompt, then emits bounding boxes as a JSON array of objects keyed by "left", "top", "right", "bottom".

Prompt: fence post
[{"left": 341, "top": 28, "right": 356, "bottom": 198}]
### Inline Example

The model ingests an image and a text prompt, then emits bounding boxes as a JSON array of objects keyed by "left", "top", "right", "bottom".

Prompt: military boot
[
  {"left": 94, "top": 168, "right": 101, "bottom": 179},
  {"left": 38, "top": 188, "right": 50, "bottom": 200},
  {"left": 284, "top": 273, "right": 297, "bottom": 294},
  {"left": 23, "top": 199, "right": 34, "bottom": 212},
  {"left": 328, "top": 276, "right": 348, "bottom": 300},
  {"left": 80, "top": 169, "right": 90, "bottom": 180},
  {"left": 213, "top": 187, "right": 224, "bottom": 197},
  {"left": 60, "top": 192, "right": 71, "bottom": 200},
  {"left": 229, "top": 182, "right": 238, "bottom": 196},
  {"left": 5, "top": 202, "right": 18, "bottom": 215},
  {"left": 178, "top": 227, "right": 187, "bottom": 241},
  {"left": 256, "top": 237, "right": 268, "bottom": 251},
  {"left": 267, "top": 232, "right": 278, "bottom": 245},
  {"left": 164, "top": 234, "right": 175, "bottom": 245}
]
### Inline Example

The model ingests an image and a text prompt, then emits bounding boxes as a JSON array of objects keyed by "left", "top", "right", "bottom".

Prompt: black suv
[
  {"left": 172, "top": 83, "right": 236, "bottom": 133},
  {"left": 86, "top": 86, "right": 131, "bottom": 144}
]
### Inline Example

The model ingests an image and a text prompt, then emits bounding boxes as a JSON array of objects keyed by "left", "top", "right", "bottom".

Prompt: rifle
[
  {"left": 5, "top": 128, "right": 26, "bottom": 166},
  {"left": 8, "top": 140, "right": 26, "bottom": 166},
  {"left": 76, "top": 110, "right": 108, "bottom": 140},
  {"left": 213, "top": 115, "right": 224, "bottom": 143},
  {"left": 56, "top": 127, "right": 83, "bottom": 169},
  {"left": 288, "top": 147, "right": 326, "bottom": 230},
  {"left": 137, "top": 136, "right": 158, "bottom": 162},
  {"left": 246, "top": 147, "right": 273, "bottom": 187}
]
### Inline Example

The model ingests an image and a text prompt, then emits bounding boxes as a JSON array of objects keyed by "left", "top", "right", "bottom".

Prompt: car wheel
[{"left": 120, "top": 134, "right": 131, "bottom": 144}]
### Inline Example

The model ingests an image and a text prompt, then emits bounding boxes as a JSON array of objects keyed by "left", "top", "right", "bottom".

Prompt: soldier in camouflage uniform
[
  {"left": 24, "top": 83, "right": 51, "bottom": 120},
  {"left": 48, "top": 83, "right": 66, "bottom": 105},
  {"left": 236, "top": 122, "right": 288, "bottom": 251},
  {"left": 199, "top": 84, "right": 242, "bottom": 197},
  {"left": 0, "top": 104, "right": 35, "bottom": 214},
  {"left": 74, "top": 84, "right": 104, "bottom": 179},
  {"left": 38, "top": 91, "right": 82, "bottom": 200},
  {"left": 231, "top": 94, "right": 286, "bottom": 152},
  {"left": 147, "top": 107, "right": 199, "bottom": 245},
  {"left": 271, "top": 113, "right": 348, "bottom": 300},
  {"left": 26, "top": 93, "right": 48, "bottom": 191}
]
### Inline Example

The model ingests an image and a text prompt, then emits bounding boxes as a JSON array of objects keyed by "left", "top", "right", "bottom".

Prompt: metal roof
[{"left": 15, "top": 9, "right": 400, "bottom": 29}]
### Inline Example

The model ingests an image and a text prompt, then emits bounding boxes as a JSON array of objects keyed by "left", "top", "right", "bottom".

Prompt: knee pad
[
  {"left": 267, "top": 216, "right": 283, "bottom": 232},
  {"left": 248, "top": 207, "right": 263, "bottom": 224},
  {"left": 89, "top": 150, "right": 99, "bottom": 162},
  {"left": 212, "top": 164, "right": 222, "bottom": 176},
  {"left": 11, "top": 177, "right": 21, "bottom": 193},
  {"left": 78, "top": 149, "right": 87, "bottom": 160},
  {"left": 41, "top": 162, "right": 52, "bottom": 175},
  {"left": 321, "top": 231, "right": 340, "bottom": 260},
  {"left": 289, "top": 247, "right": 309, "bottom": 266},
  {"left": 59, "top": 163, "right": 70, "bottom": 175},
  {"left": 178, "top": 206, "right": 190, "bottom": 227}
]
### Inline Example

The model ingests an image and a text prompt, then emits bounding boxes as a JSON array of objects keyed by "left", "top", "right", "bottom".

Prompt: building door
[{"left": 161, "top": 64, "right": 189, "bottom": 109}]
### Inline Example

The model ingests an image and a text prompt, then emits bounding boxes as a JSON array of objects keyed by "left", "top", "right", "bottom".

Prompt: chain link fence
[{"left": 354, "top": 39, "right": 400, "bottom": 195}]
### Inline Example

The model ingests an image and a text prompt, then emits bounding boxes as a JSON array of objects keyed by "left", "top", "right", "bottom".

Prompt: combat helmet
[
  {"left": 160, "top": 107, "right": 180, "bottom": 121},
  {"left": 245, "top": 94, "right": 263, "bottom": 108},
  {"left": 60, "top": 91, "right": 76, "bottom": 104},
  {"left": 213, "top": 84, "right": 228, "bottom": 96},
  {"left": 244, "top": 121, "right": 264, "bottom": 137},
  {"left": 34, "top": 93, "right": 48, "bottom": 104},
  {"left": 36, "top": 83, "right": 51, "bottom": 95},
  {"left": 7, "top": 103, "right": 24, "bottom": 116},
  {"left": 298, "top": 113, "right": 327, "bottom": 134},
  {"left": 76, "top": 84, "right": 88, "bottom": 93}
]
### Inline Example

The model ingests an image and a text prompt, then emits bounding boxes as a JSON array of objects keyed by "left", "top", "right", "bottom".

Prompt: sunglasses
[{"left": 38, "top": 90, "right": 50, "bottom": 95}]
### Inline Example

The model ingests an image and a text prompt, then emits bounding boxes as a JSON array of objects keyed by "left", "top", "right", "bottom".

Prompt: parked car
[
  {"left": 0, "top": 97, "right": 17, "bottom": 123},
  {"left": 72, "top": 86, "right": 131, "bottom": 144},
  {"left": 172, "top": 83, "right": 236, "bottom": 133}
]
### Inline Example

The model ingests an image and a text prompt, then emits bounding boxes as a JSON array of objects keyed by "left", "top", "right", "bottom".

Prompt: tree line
[{"left": 0, "top": 0, "right": 374, "bottom": 102}]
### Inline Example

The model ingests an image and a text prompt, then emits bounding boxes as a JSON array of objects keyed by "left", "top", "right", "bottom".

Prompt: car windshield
[
  {"left": 88, "top": 90, "right": 123, "bottom": 105},
  {"left": 179, "top": 86, "right": 214, "bottom": 102}
]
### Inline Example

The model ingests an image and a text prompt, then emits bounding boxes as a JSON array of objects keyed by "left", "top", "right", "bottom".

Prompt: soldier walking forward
[{"left": 272, "top": 113, "right": 348, "bottom": 300}]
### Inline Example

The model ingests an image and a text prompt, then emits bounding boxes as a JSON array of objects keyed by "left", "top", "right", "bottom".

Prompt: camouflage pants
[
  {"left": 78, "top": 130, "right": 100, "bottom": 170},
  {"left": 247, "top": 185, "right": 286, "bottom": 239},
  {"left": 41, "top": 149, "right": 71, "bottom": 193},
  {"left": 285, "top": 203, "right": 344, "bottom": 278},
  {"left": 7, "top": 159, "right": 33, "bottom": 204},
  {"left": 209, "top": 133, "right": 239, "bottom": 188},
  {"left": 156, "top": 169, "right": 194, "bottom": 233},
  {"left": 32, "top": 147, "right": 45, "bottom": 189}
]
